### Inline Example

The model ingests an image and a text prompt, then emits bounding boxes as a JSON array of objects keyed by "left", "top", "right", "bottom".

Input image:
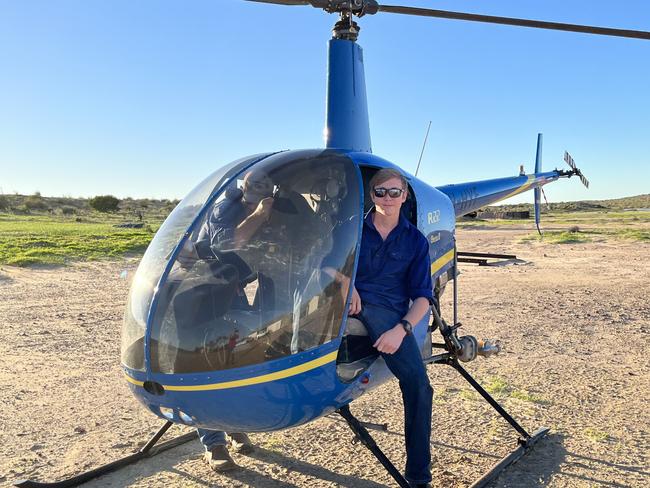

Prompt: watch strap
[{"left": 399, "top": 319, "right": 413, "bottom": 335}]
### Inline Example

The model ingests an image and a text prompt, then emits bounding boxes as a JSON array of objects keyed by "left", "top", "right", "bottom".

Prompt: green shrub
[
  {"left": 61, "top": 206, "right": 76, "bottom": 215},
  {"left": 0, "top": 195, "right": 8, "bottom": 210},
  {"left": 24, "top": 195, "right": 48, "bottom": 211},
  {"left": 89, "top": 195, "right": 120, "bottom": 213}
]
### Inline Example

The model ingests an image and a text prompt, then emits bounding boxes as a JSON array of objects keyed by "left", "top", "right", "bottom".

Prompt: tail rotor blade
[
  {"left": 564, "top": 151, "right": 577, "bottom": 170},
  {"left": 563, "top": 151, "right": 590, "bottom": 188}
]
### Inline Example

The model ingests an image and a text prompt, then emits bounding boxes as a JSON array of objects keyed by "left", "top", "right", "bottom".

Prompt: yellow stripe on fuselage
[
  {"left": 501, "top": 175, "right": 535, "bottom": 201},
  {"left": 124, "top": 375, "right": 144, "bottom": 387},
  {"left": 431, "top": 249, "right": 455, "bottom": 275},
  {"left": 124, "top": 350, "right": 338, "bottom": 392}
]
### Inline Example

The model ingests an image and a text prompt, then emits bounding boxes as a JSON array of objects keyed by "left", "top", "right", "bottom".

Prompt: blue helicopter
[{"left": 16, "top": 2, "right": 649, "bottom": 488}]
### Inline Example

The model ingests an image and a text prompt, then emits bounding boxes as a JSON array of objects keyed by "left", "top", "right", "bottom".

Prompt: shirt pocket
[{"left": 385, "top": 250, "right": 410, "bottom": 278}]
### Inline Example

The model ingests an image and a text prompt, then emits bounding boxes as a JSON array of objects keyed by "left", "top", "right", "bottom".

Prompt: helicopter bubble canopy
[{"left": 122, "top": 150, "right": 362, "bottom": 377}]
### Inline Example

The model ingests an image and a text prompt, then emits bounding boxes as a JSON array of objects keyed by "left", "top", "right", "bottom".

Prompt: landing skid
[
  {"left": 14, "top": 422, "right": 196, "bottom": 488},
  {"left": 338, "top": 355, "right": 549, "bottom": 488},
  {"left": 16, "top": 361, "right": 547, "bottom": 488}
]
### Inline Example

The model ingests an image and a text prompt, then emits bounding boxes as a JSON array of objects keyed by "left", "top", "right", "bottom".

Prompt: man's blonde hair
[{"left": 369, "top": 169, "right": 409, "bottom": 196}]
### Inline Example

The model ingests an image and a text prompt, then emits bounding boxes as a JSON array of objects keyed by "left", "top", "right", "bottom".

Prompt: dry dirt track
[{"left": 1, "top": 227, "right": 649, "bottom": 488}]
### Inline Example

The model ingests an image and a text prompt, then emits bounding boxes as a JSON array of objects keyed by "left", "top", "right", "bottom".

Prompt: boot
[
  {"left": 229, "top": 432, "right": 254, "bottom": 454},
  {"left": 204, "top": 444, "right": 237, "bottom": 472}
]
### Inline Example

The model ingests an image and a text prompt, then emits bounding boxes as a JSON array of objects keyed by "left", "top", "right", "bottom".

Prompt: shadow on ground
[{"left": 485, "top": 433, "right": 647, "bottom": 488}]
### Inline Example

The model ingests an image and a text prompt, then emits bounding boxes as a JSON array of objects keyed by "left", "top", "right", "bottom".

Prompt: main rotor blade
[
  {"left": 245, "top": 0, "right": 313, "bottom": 6},
  {"left": 378, "top": 5, "right": 650, "bottom": 41}
]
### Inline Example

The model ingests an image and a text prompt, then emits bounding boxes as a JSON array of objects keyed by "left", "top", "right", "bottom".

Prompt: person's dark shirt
[
  {"left": 195, "top": 190, "right": 250, "bottom": 257},
  {"left": 355, "top": 211, "right": 433, "bottom": 316}
]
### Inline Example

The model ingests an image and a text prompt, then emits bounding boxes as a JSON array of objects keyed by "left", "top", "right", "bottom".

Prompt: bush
[
  {"left": 0, "top": 195, "right": 8, "bottom": 210},
  {"left": 61, "top": 206, "right": 76, "bottom": 215},
  {"left": 89, "top": 195, "right": 120, "bottom": 213},
  {"left": 24, "top": 195, "right": 48, "bottom": 211}
]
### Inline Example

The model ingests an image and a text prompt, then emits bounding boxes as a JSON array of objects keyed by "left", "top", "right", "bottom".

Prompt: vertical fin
[{"left": 534, "top": 133, "right": 543, "bottom": 235}]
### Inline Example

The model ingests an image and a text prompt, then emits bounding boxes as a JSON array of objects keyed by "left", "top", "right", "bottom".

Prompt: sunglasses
[{"left": 373, "top": 187, "right": 405, "bottom": 198}]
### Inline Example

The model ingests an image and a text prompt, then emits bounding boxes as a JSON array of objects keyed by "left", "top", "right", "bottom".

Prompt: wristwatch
[{"left": 399, "top": 319, "right": 413, "bottom": 335}]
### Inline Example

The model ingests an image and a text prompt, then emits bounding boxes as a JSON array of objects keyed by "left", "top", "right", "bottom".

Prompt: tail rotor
[{"left": 564, "top": 151, "right": 590, "bottom": 188}]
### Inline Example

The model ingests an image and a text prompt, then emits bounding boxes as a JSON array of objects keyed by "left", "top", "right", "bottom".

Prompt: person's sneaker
[
  {"left": 204, "top": 445, "right": 237, "bottom": 472},
  {"left": 229, "top": 432, "right": 254, "bottom": 454}
]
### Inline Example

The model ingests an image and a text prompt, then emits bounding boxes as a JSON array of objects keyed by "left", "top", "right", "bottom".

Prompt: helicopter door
[{"left": 143, "top": 150, "right": 363, "bottom": 374}]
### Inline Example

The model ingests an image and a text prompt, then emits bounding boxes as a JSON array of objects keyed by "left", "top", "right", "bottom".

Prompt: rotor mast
[{"left": 324, "top": 10, "right": 372, "bottom": 152}]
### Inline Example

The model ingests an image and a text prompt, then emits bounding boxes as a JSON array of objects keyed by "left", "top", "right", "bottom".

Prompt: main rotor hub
[
  {"left": 320, "top": 1, "right": 378, "bottom": 17},
  {"left": 332, "top": 13, "right": 360, "bottom": 40}
]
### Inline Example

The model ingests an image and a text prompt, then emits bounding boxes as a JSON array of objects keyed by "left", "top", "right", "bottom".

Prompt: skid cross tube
[
  {"left": 14, "top": 421, "right": 196, "bottom": 488},
  {"left": 337, "top": 404, "right": 411, "bottom": 488}
]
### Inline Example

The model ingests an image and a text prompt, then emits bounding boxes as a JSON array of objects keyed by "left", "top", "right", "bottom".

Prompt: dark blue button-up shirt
[{"left": 355, "top": 211, "right": 433, "bottom": 316}]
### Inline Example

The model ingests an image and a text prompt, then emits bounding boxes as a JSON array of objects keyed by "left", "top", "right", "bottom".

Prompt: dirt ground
[{"left": 1, "top": 226, "right": 648, "bottom": 488}]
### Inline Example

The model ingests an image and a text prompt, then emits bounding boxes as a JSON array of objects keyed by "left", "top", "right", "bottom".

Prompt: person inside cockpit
[
  {"left": 175, "top": 170, "right": 279, "bottom": 472},
  {"left": 177, "top": 169, "right": 277, "bottom": 313},
  {"left": 180, "top": 171, "right": 273, "bottom": 471},
  {"left": 196, "top": 170, "right": 276, "bottom": 252}
]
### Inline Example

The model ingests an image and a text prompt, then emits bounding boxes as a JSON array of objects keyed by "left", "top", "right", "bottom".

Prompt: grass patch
[
  {"left": 0, "top": 213, "right": 157, "bottom": 266},
  {"left": 433, "top": 387, "right": 448, "bottom": 405},
  {"left": 521, "top": 230, "right": 591, "bottom": 244},
  {"left": 459, "top": 390, "right": 478, "bottom": 401},
  {"left": 521, "top": 227, "right": 650, "bottom": 244},
  {"left": 583, "top": 428, "right": 610, "bottom": 443},
  {"left": 613, "top": 229, "right": 650, "bottom": 241},
  {"left": 510, "top": 390, "right": 550, "bottom": 405},
  {"left": 484, "top": 376, "right": 509, "bottom": 395},
  {"left": 477, "top": 376, "right": 550, "bottom": 405},
  {"left": 261, "top": 434, "right": 286, "bottom": 452}
]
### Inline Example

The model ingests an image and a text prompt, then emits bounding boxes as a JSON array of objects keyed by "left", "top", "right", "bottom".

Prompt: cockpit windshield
[
  {"left": 124, "top": 151, "right": 361, "bottom": 374},
  {"left": 121, "top": 154, "right": 269, "bottom": 371}
]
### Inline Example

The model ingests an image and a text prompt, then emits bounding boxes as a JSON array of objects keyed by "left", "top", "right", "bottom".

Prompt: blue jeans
[
  {"left": 196, "top": 429, "right": 227, "bottom": 450},
  {"left": 356, "top": 303, "right": 433, "bottom": 484}
]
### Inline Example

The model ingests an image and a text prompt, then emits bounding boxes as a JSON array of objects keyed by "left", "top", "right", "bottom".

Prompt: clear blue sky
[{"left": 1, "top": 0, "right": 648, "bottom": 203}]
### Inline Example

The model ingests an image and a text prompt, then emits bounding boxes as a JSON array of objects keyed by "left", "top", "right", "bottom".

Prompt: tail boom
[{"left": 437, "top": 171, "right": 560, "bottom": 217}]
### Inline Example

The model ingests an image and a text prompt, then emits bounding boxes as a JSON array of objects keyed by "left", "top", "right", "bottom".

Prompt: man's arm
[
  {"left": 321, "top": 267, "right": 362, "bottom": 314},
  {"left": 232, "top": 197, "right": 274, "bottom": 246},
  {"left": 373, "top": 297, "right": 430, "bottom": 354}
]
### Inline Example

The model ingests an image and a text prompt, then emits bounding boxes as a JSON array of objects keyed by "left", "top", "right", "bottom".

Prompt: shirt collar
[{"left": 364, "top": 209, "right": 409, "bottom": 234}]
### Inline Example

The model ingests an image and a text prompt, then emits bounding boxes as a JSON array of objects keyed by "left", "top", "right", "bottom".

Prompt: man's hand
[
  {"left": 373, "top": 325, "right": 407, "bottom": 354},
  {"left": 253, "top": 197, "right": 274, "bottom": 221},
  {"left": 348, "top": 285, "right": 361, "bottom": 315},
  {"left": 177, "top": 240, "right": 199, "bottom": 269},
  {"left": 234, "top": 197, "right": 275, "bottom": 245}
]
